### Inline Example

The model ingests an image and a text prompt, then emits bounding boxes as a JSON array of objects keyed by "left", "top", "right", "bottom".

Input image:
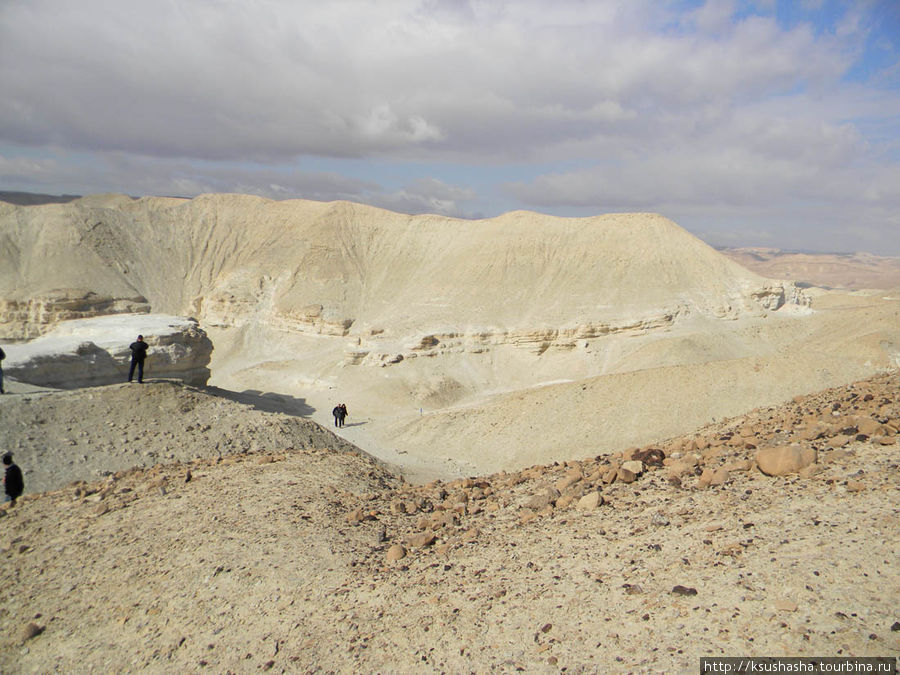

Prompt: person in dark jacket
[
  {"left": 331, "top": 403, "right": 348, "bottom": 428},
  {"left": 3, "top": 453, "right": 24, "bottom": 505},
  {"left": 128, "top": 335, "right": 149, "bottom": 383},
  {"left": 0, "top": 345, "right": 5, "bottom": 394}
]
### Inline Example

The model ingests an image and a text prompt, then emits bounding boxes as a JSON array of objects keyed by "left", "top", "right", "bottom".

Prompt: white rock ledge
[{"left": 2, "top": 314, "right": 212, "bottom": 389}]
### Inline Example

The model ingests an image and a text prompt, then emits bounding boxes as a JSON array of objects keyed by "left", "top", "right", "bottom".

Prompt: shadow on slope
[{"left": 202, "top": 386, "right": 316, "bottom": 417}]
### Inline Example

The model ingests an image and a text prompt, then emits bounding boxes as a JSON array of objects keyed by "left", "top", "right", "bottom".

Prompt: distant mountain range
[{"left": 0, "top": 190, "right": 81, "bottom": 205}]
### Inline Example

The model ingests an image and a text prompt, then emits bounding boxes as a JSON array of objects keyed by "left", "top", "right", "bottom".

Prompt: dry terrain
[
  {"left": 1, "top": 194, "right": 898, "bottom": 672},
  {"left": 0, "top": 373, "right": 897, "bottom": 672},
  {"left": 721, "top": 248, "right": 900, "bottom": 291}
]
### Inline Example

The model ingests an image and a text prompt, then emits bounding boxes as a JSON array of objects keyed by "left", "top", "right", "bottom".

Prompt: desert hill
[
  {"left": 0, "top": 194, "right": 800, "bottom": 338},
  {"left": 1, "top": 372, "right": 896, "bottom": 672},
  {"left": 2, "top": 193, "right": 899, "bottom": 480}
]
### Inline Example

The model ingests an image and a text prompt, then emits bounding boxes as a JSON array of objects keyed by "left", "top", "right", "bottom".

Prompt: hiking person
[
  {"left": 3, "top": 453, "right": 24, "bottom": 505},
  {"left": 339, "top": 403, "right": 348, "bottom": 428},
  {"left": 128, "top": 335, "right": 149, "bottom": 383},
  {"left": 332, "top": 404, "right": 342, "bottom": 427},
  {"left": 0, "top": 345, "right": 5, "bottom": 394}
]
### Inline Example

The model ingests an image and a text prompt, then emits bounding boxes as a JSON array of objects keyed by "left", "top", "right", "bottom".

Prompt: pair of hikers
[{"left": 332, "top": 403, "right": 348, "bottom": 428}]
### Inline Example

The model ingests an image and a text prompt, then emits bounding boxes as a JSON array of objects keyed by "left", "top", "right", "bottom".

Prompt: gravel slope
[{"left": 0, "top": 373, "right": 897, "bottom": 673}]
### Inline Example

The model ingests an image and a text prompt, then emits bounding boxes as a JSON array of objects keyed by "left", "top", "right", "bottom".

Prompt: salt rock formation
[
  {"left": 0, "top": 194, "right": 808, "bottom": 354},
  {"left": 3, "top": 314, "right": 212, "bottom": 388}
]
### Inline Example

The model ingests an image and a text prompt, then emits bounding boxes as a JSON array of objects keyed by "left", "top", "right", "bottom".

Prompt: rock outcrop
[
  {"left": 0, "top": 289, "right": 150, "bottom": 339},
  {"left": 3, "top": 314, "right": 212, "bottom": 388}
]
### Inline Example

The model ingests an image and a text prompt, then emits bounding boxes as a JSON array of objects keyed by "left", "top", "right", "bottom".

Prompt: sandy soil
[{"left": 0, "top": 373, "right": 897, "bottom": 673}]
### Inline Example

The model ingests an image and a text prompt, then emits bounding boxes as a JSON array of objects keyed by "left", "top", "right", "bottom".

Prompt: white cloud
[
  {"left": 0, "top": 0, "right": 897, "bottom": 252},
  {"left": 0, "top": 0, "right": 857, "bottom": 162}
]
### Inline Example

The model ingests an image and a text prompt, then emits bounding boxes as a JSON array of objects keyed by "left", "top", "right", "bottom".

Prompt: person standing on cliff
[
  {"left": 0, "top": 345, "right": 5, "bottom": 394},
  {"left": 128, "top": 335, "right": 149, "bottom": 384}
]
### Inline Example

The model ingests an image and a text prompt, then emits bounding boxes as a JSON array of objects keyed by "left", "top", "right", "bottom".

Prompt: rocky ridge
[
  {"left": 3, "top": 314, "right": 213, "bottom": 390},
  {"left": 0, "top": 380, "right": 363, "bottom": 495},
  {"left": 0, "top": 372, "right": 896, "bottom": 672},
  {"left": 0, "top": 196, "right": 807, "bottom": 342}
]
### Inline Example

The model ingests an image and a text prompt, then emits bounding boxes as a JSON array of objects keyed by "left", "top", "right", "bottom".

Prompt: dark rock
[
  {"left": 632, "top": 447, "right": 665, "bottom": 467},
  {"left": 671, "top": 585, "right": 698, "bottom": 596},
  {"left": 20, "top": 622, "right": 44, "bottom": 643}
]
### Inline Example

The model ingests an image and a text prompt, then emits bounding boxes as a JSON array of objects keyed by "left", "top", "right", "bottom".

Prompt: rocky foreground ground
[{"left": 0, "top": 373, "right": 898, "bottom": 673}]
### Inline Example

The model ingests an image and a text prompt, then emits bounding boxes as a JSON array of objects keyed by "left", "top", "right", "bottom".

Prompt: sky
[{"left": 1, "top": 0, "right": 899, "bottom": 254}]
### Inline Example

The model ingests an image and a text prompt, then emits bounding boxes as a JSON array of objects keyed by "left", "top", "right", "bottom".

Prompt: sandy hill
[
  {"left": 0, "top": 194, "right": 799, "bottom": 338},
  {"left": 1, "top": 373, "right": 896, "bottom": 672}
]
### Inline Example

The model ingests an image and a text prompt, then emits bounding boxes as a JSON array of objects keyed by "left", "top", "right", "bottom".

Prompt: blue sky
[{"left": 1, "top": 0, "right": 898, "bottom": 254}]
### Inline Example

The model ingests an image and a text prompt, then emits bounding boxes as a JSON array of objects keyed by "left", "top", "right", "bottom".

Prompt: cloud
[
  {"left": 364, "top": 177, "right": 479, "bottom": 217},
  {"left": 0, "top": 0, "right": 897, "bottom": 253},
  {"left": 0, "top": 0, "right": 858, "bottom": 163}
]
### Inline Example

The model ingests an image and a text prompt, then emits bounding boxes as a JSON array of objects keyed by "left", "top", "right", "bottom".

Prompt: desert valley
[{"left": 0, "top": 194, "right": 897, "bottom": 672}]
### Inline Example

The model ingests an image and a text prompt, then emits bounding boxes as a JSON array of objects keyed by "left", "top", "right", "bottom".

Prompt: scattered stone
[
  {"left": 555, "top": 469, "right": 582, "bottom": 491},
  {"left": 621, "top": 460, "right": 644, "bottom": 475},
  {"left": 524, "top": 489, "right": 559, "bottom": 510},
  {"left": 404, "top": 531, "right": 436, "bottom": 548},
  {"left": 385, "top": 544, "right": 407, "bottom": 562},
  {"left": 671, "top": 585, "right": 697, "bottom": 596},
  {"left": 756, "top": 446, "right": 817, "bottom": 476},
  {"left": 723, "top": 459, "right": 752, "bottom": 473},
  {"left": 20, "top": 622, "right": 44, "bottom": 643},
  {"left": 575, "top": 491, "right": 603, "bottom": 511},
  {"left": 623, "top": 584, "right": 643, "bottom": 595},
  {"left": 346, "top": 508, "right": 366, "bottom": 524},
  {"left": 798, "top": 464, "right": 821, "bottom": 479},
  {"left": 855, "top": 417, "right": 883, "bottom": 436},
  {"left": 697, "top": 468, "right": 730, "bottom": 488},
  {"left": 632, "top": 447, "right": 665, "bottom": 467},
  {"left": 555, "top": 491, "right": 579, "bottom": 509},
  {"left": 846, "top": 480, "right": 866, "bottom": 492},
  {"left": 617, "top": 468, "right": 637, "bottom": 484},
  {"left": 666, "top": 462, "right": 695, "bottom": 479}
]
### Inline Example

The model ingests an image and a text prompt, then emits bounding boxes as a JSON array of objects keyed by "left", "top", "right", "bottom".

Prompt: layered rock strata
[{"left": 3, "top": 314, "right": 212, "bottom": 388}]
